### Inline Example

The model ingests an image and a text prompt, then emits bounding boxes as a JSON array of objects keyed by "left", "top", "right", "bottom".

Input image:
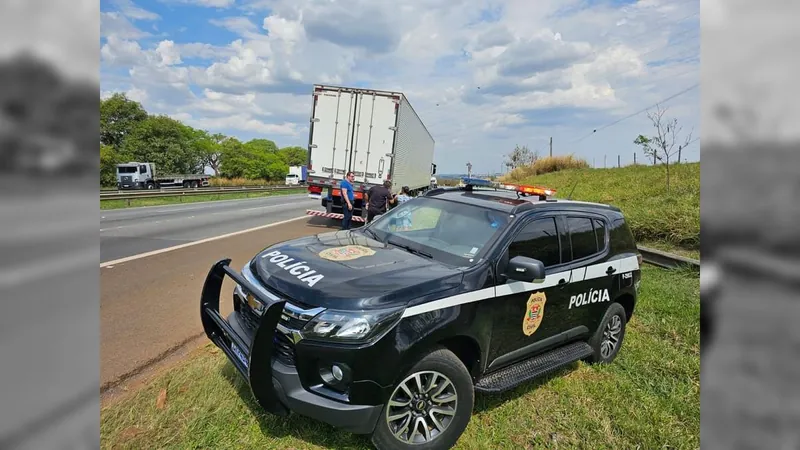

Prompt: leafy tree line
[{"left": 100, "top": 93, "right": 307, "bottom": 187}]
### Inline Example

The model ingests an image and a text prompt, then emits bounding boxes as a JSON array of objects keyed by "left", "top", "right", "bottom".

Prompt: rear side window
[
  {"left": 593, "top": 218, "right": 607, "bottom": 252},
  {"left": 567, "top": 216, "right": 598, "bottom": 260},
  {"left": 610, "top": 217, "right": 637, "bottom": 251},
  {"left": 509, "top": 217, "right": 561, "bottom": 267}
]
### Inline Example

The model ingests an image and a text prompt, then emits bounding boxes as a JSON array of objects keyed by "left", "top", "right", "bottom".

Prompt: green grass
[
  {"left": 100, "top": 189, "right": 306, "bottom": 209},
  {"left": 508, "top": 162, "right": 700, "bottom": 254},
  {"left": 100, "top": 265, "right": 699, "bottom": 449}
]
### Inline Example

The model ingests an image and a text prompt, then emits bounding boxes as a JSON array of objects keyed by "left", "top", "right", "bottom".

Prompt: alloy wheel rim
[
  {"left": 601, "top": 314, "right": 622, "bottom": 358},
  {"left": 385, "top": 370, "right": 458, "bottom": 445}
]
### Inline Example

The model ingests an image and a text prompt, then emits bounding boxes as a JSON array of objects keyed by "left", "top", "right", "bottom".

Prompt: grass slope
[
  {"left": 100, "top": 265, "right": 699, "bottom": 450},
  {"left": 512, "top": 163, "right": 699, "bottom": 256}
]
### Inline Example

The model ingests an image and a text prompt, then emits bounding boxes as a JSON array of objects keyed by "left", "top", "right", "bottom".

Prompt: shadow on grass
[{"left": 218, "top": 362, "right": 373, "bottom": 450}]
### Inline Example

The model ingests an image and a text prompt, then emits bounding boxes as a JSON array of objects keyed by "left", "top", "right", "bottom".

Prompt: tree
[
  {"left": 100, "top": 93, "right": 148, "bottom": 150},
  {"left": 121, "top": 115, "right": 205, "bottom": 175},
  {"left": 634, "top": 104, "right": 693, "bottom": 193},
  {"left": 505, "top": 144, "right": 537, "bottom": 170},
  {"left": 278, "top": 146, "right": 307, "bottom": 166},
  {"left": 100, "top": 144, "right": 121, "bottom": 187}
]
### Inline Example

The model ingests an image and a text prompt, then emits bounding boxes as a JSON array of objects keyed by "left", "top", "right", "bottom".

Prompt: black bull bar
[{"left": 200, "top": 258, "right": 290, "bottom": 416}]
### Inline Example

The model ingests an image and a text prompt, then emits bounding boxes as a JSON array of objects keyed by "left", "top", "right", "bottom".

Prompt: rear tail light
[{"left": 308, "top": 185, "right": 322, "bottom": 194}]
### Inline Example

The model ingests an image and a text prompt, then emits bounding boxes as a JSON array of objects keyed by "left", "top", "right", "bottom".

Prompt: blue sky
[{"left": 100, "top": 0, "right": 701, "bottom": 174}]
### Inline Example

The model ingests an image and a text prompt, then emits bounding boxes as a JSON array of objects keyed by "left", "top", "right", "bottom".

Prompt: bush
[{"left": 501, "top": 155, "right": 590, "bottom": 182}]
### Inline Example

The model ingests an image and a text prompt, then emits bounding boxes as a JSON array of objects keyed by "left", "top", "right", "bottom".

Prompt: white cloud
[{"left": 101, "top": 0, "right": 701, "bottom": 170}]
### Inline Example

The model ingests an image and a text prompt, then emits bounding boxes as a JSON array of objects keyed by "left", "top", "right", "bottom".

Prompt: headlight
[{"left": 302, "top": 307, "right": 404, "bottom": 344}]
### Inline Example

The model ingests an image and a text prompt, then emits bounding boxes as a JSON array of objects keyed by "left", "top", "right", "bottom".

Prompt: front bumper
[{"left": 199, "top": 259, "right": 383, "bottom": 435}]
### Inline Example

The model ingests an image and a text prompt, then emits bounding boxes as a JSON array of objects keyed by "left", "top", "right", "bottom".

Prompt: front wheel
[{"left": 370, "top": 347, "right": 474, "bottom": 450}]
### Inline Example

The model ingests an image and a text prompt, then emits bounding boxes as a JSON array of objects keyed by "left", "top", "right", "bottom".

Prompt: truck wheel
[
  {"left": 146, "top": 182, "right": 155, "bottom": 189},
  {"left": 370, "top": 347, "right": 474, "bottom": 450},
  {"left": 586, "top": 302, "right": 627, "bottom": 364}
]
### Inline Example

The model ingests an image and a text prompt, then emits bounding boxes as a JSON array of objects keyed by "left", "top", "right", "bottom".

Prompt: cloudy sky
[{"left": 100, "top": 0, "right": 701, "bottom": 174}]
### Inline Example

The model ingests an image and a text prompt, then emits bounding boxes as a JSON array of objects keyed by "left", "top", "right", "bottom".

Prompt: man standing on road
[
  {"left": 340, "top": 171, "right": 356, "bottom": 230},
  {"left": 365, "top": 180, "right": 396, "bottom": 223}
]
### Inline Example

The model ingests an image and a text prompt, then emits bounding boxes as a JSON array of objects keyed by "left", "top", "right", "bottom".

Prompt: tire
[
  {"left": 370, "top": 347, "right": 474, "bottom": 450},
  {"left": 586, "top": 302, "right": 627, "bottom": 364}
]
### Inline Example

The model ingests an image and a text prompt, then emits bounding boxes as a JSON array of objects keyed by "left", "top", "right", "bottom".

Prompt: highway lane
[
  {"left": 100, "top": 217, "right": 334, "bottom": 397},
  {"left": 100, "top": 193, "right": 319, "bottom": 263}
]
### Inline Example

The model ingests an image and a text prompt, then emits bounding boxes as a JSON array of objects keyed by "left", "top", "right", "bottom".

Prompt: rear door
[
  {"left": 559, "top": 214, "right": 619, "bottom": 331},
  {"left": 349, "top": 92, "right": 397, "bottom": 185},
  {"left": 309, "top": 88, "right": 358, "bottom": 180}
]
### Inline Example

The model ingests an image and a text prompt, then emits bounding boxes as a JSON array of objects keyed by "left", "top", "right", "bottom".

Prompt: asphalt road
[{"left": 100, "top": 193, "right": 319, "bottom": 263}]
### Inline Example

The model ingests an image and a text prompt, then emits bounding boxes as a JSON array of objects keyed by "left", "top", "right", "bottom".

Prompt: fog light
[{"left": 332, "top": 365, "right": 343, "bottom": 381}]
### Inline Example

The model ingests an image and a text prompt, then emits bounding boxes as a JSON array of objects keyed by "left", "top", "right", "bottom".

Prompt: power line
[{"left": 568, "top": 83, "right": 699, "bottom": 145}]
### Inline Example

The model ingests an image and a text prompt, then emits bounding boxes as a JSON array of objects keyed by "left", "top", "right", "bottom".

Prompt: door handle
[{"left": 606, "top": 266, "right": 616, "bottom": 275}]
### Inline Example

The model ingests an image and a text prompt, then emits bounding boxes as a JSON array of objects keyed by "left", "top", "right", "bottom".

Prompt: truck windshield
[
  {"left": 118, "top": 166, "right": 137, "bottom": 174},
  {"left": 365, "top": 197, "right": 510, "bottom": 266}
]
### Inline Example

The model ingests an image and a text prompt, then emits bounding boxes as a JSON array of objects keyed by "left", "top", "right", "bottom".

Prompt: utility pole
[
  {"left": 604, "top": 155, "right": 607, "bottom": 168},
  {"left": 549, "top": 137, "right": 552, "bottom": 157},
  {"left": 634, "top": 153, "right": 637, "bottom": 165},
  {"left": 618, "top": 155, "right": 620, "bottom": 168},
  {"left": 678, "top": 145, "right": 682, "bottom": 164}
]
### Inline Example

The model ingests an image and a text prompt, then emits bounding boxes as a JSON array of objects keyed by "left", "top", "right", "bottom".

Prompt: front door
[{"left": 484, "top": 214, "right": 575, "bottom": 371}]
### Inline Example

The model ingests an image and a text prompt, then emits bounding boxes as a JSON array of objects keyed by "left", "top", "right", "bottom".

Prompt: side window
[
  {"left": 567, "top": 216, "right": 597, "bottom": 260},
  {"left": 509, "top": 218, "right": 561, "bottom": 267},
  {"left": 139, "top": 165, "right": 148, "bottom": 174},
  {"left": 593, "top": 218, "right": 607, "bottom": 252}
]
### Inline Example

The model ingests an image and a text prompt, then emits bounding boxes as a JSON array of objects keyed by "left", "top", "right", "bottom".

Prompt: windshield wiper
[
  {"left": 387, "top": 238, "right": 433, "bottom": 259},
  {"left": 362, "top": 227, "right": 381, "bottom": 242}
]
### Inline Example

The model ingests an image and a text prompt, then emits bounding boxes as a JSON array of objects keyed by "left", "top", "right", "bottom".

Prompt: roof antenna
[{"left": 567, "top": 179, "right": 579, "bottom": 200}]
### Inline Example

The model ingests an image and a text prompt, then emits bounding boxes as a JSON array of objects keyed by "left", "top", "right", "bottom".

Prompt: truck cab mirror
[
  {"left": 505, "top": 256, "right": 546, "bottom": 283},
  {"left": 431, "top": 163, "right": 437, "bottom": 175}
]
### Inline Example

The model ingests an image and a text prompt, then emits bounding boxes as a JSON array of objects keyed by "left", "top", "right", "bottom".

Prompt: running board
[
  {"left": 306, "top": 209, "right": 366, "bottom": 222},
  {"left": 475, "top": 341, "right": 594, "bottom": 394}
]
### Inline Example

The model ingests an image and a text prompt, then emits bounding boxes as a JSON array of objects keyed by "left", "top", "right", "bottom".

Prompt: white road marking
[
  {"left": 99, "top": 215, "right": 308, "bottom": 268},
  {"left": 0, "top": 248, "right": 97, "bottom": 289}
]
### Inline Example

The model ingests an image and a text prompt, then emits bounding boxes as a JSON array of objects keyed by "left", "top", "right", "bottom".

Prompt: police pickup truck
[{"left": 200, "top": 177, "right": 642, "bottom": 449}]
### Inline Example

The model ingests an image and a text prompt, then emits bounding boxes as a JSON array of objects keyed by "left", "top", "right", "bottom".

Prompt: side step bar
[{"left": 475, "top": 341, "right": 594, "bottom": 394}]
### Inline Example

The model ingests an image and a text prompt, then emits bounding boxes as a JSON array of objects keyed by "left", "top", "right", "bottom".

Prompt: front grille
[
  {"left": 234, "top": 284, "right": 323, "bottom": 367},
  {"left": 121, "top": 176, "right": 132, "bottom": 183},
  {"left": 273, "top": 332, "right": 296, "bottom": 366}
]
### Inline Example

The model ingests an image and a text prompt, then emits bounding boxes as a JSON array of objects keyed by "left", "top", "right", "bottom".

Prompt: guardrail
[
  {"left": 638, "top": 245, "right": 699, "bottom": 270},
  {"left": 100, "top": 185, "right": 304, "bottom": 202},
  {"left": 100, "top": 185, "right": 294, "bottom": 195}
]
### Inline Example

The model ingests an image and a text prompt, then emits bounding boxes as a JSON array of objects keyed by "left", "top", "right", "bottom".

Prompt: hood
[{"left": 251, "top": 230, "right": 464, "bottom": 310}]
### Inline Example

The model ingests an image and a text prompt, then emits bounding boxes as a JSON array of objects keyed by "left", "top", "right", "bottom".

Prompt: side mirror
[{"left": 506, "top": 256, "right": 546, "bottom": 283}]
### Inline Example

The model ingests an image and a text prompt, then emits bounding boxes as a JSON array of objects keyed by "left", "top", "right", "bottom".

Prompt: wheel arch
[{"left": 615, "top": 292, "right": 636, "bottom": 323}]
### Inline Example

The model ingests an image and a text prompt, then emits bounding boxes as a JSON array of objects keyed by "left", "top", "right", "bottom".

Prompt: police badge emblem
[
  {"left": 522, "top": 292, "right": 547, "bottom": 336},
  {"left": 318, "top": 245, "right": 376, "bottom": 261}
]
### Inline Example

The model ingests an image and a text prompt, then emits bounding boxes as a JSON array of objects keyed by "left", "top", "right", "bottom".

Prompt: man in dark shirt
[{"left": 365, "top": 180, "right": 396, "bottom": 223}]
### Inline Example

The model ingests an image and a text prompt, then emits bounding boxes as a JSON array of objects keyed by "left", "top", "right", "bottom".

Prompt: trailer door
[
  {"left": 309, "top": 88, "right": 358, "bottom": 180},
  {"left": 349, "top": 92, "right": 398, "bottom": 185}
]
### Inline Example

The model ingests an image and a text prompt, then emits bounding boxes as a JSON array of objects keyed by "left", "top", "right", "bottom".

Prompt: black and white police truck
[{"left": 200, "top": 177, "right": 643, "bottom": 449}]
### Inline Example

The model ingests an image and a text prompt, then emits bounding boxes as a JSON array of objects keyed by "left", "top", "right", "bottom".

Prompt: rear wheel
[
  {"left": 586, "top": 302, "right": 627, "bottom": 364},
  {"left": 370, "top": 348, "right": 474, "bottom": 450}
]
